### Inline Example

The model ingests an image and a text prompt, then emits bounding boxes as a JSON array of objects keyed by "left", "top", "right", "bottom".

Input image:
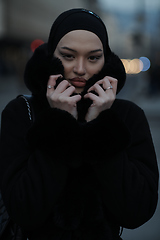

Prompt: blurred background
[{"left": 0, "top": 0, "right": 159, "bottom": 239}]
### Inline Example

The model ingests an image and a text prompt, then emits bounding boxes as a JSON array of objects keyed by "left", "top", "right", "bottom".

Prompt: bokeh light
[
  {"left": 139, "top": 57, "right": 151, "bottom": 71},
  {"left": 30, "top": 39, "right": 44, "bottom": 52},
  {"left": 121, "top": 57, "right": 150, "bottom": 74}
]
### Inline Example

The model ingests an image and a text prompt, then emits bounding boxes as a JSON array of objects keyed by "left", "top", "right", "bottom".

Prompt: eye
[
  {"left": 88, "top": 55, "right": 102, "bottom": 62},
  {"left": 60, "top": 52, "right": 74, "bottom": 60},
  {"left": 64, "top": 54, "right": 74, "bottom": 59}
]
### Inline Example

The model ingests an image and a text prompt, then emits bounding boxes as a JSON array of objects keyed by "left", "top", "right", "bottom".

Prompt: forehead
[{"left": 57, "top": 30, "right": 103, "bottom": 49}]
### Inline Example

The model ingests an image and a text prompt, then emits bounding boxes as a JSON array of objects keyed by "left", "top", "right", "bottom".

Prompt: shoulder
[
  {"left": 112, "top": 99, "right": 144, "bottom": 119},
  {"left": 111, "top": 99, "right": 149, "bottom": 130},
  {"left": 113, "top": 98, "right": 142, "bottom": 111},
  {"left": 3, "top": 96, "right": 27, "bottom": 110},
  {"left": 1, "top": 96, "right": 32, "bottom": 125}
]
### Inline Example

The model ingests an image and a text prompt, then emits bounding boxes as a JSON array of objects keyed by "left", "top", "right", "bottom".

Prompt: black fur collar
[
  {"left": 24, "top": 43, "right": 126, "bottom": 97},
  {"left": 24, "top": 43, "right": 126, "bottom": 122}
]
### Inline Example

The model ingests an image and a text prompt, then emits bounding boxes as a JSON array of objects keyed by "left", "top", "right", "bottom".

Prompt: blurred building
[
  {"left": 0, "top": 0, "right": 88, "bottom": 79},
  {"left": 0, "top": 0, "right": 89, "bottom": 41},
  {"left": 0, "top": 0, "right": 160, "bottom": 98}
]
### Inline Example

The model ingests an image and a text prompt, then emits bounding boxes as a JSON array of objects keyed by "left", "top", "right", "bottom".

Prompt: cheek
[
  {"left": 88, "top": 56, "right": 105, "bottom": 75},
  {"left": 88, "top": 62, "right": 104, "bottom": 75},
  {"left": 62, "top": 62, "right": 73, "bottom": 77}
]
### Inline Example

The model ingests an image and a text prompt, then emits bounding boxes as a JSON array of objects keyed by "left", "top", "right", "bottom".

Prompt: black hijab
[
  {"left": 47, "top": 8, "right": 111, "bottom": 59},
  {"left": 24, "top": 8, "right": 126, "bottom": 96}
]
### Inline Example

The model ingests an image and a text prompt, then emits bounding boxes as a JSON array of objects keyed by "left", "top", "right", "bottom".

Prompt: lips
[{"left": 69, "top": 78, "right": 87, "bottom": 88}]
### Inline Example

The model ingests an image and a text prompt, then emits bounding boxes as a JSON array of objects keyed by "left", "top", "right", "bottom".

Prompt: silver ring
[
  {"left": 47, "top": 85, "right": 54, "bottom": 89},
  {"left": 106, "top": 85, "right": 113, "bottom": 90}
]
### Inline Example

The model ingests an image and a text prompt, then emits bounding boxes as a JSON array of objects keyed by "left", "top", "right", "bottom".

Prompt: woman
[{"left": 0, "top": 8, "right": 159, "bottom": 240}]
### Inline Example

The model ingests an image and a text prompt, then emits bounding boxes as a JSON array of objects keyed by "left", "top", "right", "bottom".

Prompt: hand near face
[
  {"left": 84, "top": 76, "right": 118, "bottom": 122},
  {"left": 46, "top": 75, "right": 117, "bottom": 122},
  {"left": 46, "top": 75, "right": 82, "bottom": 119}
]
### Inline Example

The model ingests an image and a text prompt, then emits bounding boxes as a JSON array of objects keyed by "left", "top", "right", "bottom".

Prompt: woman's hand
[
  {"left": 46, "top": 75, "right": 81, "bottom": 119},
  {"left": 84, "top": 76, "right": 118, "bottom": 122}
]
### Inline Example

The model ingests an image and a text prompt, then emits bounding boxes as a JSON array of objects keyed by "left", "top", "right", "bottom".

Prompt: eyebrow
[
  {"left": 90, "top": 49, "right": 103, "bottom": 53},
  {"left": 61, "top": 47, "right": 103, "bottom": 54},
  {"left": 61, "top": 47, "right": 77, "bottom": 52}
]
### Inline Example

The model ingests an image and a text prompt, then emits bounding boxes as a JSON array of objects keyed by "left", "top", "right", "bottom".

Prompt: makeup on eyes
[{"left": 59, "top": 48, "right": 103, "bottom": 62}]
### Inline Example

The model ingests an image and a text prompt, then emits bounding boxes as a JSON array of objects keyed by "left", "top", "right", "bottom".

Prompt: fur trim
[
  {"left": 24, "top": 43, "right": 126, "bottom": 96},
  {"left": 24, "top": 43, "right": 64, "bottom": 95}
]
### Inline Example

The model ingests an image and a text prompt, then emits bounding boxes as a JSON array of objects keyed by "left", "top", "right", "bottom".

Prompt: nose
[{"left": 73, "top": 58, "right": 86, "bottom": 76}]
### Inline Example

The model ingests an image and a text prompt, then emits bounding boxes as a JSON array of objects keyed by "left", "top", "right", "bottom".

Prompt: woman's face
[{"left": 54, "top": 30, "right": 105, "bottom": 93}]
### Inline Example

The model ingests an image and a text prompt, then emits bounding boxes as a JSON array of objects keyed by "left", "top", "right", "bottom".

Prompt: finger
[
  {"left": 87, "top": 83, "right": 106, "bottom": 97},
  {"left": 71, "top": 94, "right": 82, "bottom": 104},
  {"left": 62, "top": 85, "right": 76, "bottom": 96},
  {"left": 46, "top": 75, "right": 62, "bottom": 98},
  {"left": 84, "top": 92, "right": 99, "bottom": 102},
  {"left": 47, "top": 75, "right": 63, "bottom": 94},
  {"left": 103, "top": 76, "right": 118, "bottom": 95},
  {"left": 95, "top": 76, "right": 117, "bottom": 95},
  {"left": 96, "top": 76, "right": 117, "bottom": 85},
  {"left": 55, "top": 80, "right": 71, "bottom": 93},
  {"left": 88, "top": 78, "right": 111, "bottom": 93},
  {"left": 47, "top": 74, "right": 62, "bottom": 88},
  {"left": 95, "top": 79, "right": 104, "bottom": 86}
]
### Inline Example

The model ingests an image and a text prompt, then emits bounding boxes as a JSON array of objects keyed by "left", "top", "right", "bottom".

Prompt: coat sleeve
[
  {"left": 0, "top": 98, "right": 73, "bottom": 229},
  {"left": 83, "top": 101, "right": 159, "bottom": 229}
]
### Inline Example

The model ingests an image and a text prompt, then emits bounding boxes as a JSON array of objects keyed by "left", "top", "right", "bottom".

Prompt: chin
[{"left": 75, "top": 87, "right": 84, "bottom": 94}]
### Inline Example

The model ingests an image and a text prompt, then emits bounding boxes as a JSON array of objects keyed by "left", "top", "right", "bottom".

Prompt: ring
[
  {"left": 106, "top": 85, "right": 113, "bottom": 90},
  {"left": 47, "top": 85, "right": 54, "bottom": 89}
]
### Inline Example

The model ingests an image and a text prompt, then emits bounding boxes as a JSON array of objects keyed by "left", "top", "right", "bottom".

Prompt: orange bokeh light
[
  {"left": 121, "top": 58, "right": 144, "bottom": 74},
  {"left": 30, "top": 39, "right": 44, "bottom": 52}
]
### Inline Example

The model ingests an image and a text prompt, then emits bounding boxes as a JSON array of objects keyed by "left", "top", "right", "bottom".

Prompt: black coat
[{"left": 0, "top": 45, "right": 159, "bottom": 240}]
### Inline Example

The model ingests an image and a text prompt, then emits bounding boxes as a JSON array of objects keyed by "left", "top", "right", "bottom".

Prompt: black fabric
[
  {"left": 0, "top": 190, "right": 10, "bottom": 238},
  {"left": 47, "top": 9, "right": 111, "bottom": 58},
  {"left": 0, "top": 95, "right": 40, "bottom": 240},
  {"left": 0, "top": 94, "right": 159, "bottom": 239}
]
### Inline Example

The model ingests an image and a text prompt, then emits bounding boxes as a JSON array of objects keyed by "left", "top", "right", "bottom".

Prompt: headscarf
[{"left": 48, "top": 8, "right": 111, "bottom": 59}]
